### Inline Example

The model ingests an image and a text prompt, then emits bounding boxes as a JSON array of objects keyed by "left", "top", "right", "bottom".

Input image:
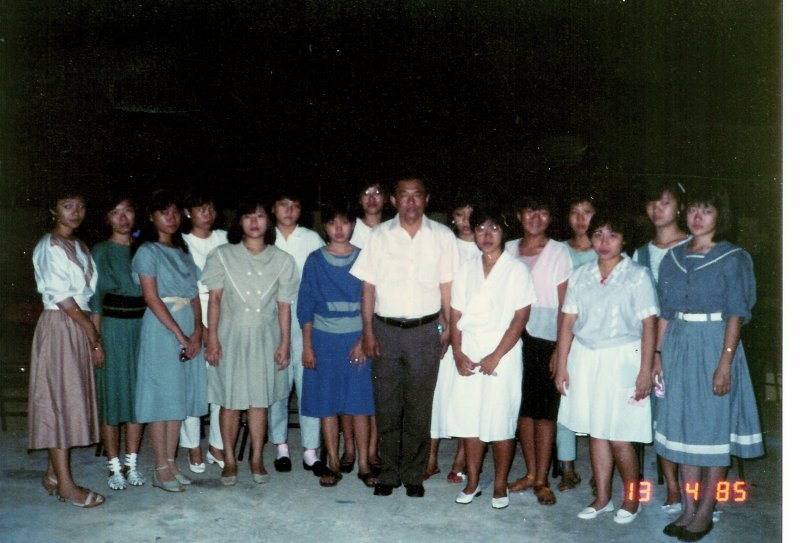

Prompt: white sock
[
  {"left": 276, "top": 443, "right": 289, "bottom": 459},
  {"left": 303, "top": 449, "right": 319, "bottom": 465}
]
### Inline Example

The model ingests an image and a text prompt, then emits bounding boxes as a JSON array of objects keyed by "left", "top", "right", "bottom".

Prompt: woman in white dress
[
  {"left": 446, "top": 207, "right": 534, "bottom": 509},
  {"left": 555, "top": 213, "right": 658, "bottom": 525},
  {"left": 427, "top": 195, "right": 481, "bottom": 484}
]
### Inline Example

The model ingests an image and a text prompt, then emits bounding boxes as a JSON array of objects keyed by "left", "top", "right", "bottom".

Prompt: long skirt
[
  {"left": 28, "top": 310, "right": 99, "bottom": 449},
  {"left": 654, "top": 319, "right": 764, "bottom": 467}
]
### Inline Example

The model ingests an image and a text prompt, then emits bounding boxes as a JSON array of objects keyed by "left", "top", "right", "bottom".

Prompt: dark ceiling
[{"left": 0, "top": 1, "right": 782, "bottom": 210}]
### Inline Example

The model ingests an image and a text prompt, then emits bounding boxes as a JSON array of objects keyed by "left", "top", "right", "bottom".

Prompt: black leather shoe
[
  {"left": 373, "top": 483, "right": 398, "bottom": 496},
  {"left": 303, "top": 460, "right": 326, "bottom": 477},
  {"left": 663, "top": 522, "right": 686, "bottom": 538},
  {"left": 404, "top": 483, "right": 425, "bottom": 497},
  {"left": 273, "top": 457, "right": 292, "bottom": 472},
  {"left": 677, "top": 522, "right": 713, "bottom": 542}
]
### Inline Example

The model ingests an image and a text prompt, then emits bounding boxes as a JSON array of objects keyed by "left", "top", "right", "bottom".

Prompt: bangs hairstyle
[
  {"left": 320, "top": 200, "right": 357, "bottom": 225},
  {"left": 133, "top": 189, "right": 187, "bottom": 254},
  {"left": 227, "top": 198, "right": 276, "bottom": 245},
  {"left": 642, "top": 178, "right": 685, "bottom": 207},
  {"left": 181, "top": 189, "right": 223, "bottom": 233},
  {"left": 515, "top": 195, "right": 557, "bottom": 217},
  {"left": 51, "top": 187, "right": 86, "bottom": 210},
  {"left": 587, "top": 212, "right": 632, "bottom": 247},
  {"left": 684, "top": 186, "right": 732, "bottom": 241},
  {"left": 469, "top": 206, "right": 509, "bottom": 251}
]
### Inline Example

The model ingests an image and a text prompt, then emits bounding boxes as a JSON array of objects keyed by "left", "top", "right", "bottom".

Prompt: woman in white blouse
[
  {"left": 555, "top": 213, "right": 658, "bottom": 525},
  {"left": 30, "top": 189, "right": 106, "bottom": 508}
]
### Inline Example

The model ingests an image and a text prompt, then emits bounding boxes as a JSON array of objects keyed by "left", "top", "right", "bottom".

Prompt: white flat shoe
[
  {"left": 577, "top": 501, "right": 614, "bottom": 520},
  {"left": 206, "top": 450, "right": 225, "bottom": 469},
  {"left": 613, "top": 505, "right": 642, "bottom": 524},
  {"left": 661, "top": 502, "right": 682, "bottom": 514},
  {"left": 188, "top": 454, "right": 206, "bottom": 474},
  {"left": 492, "top": 493, "right": 510, "bottom": 509},
  {"left": 455, "top": 485, "right": 482, "bottom": 504}
]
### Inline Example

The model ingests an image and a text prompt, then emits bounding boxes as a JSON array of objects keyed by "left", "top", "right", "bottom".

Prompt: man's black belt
[{"left": 375, "top": 312, "right": 439, "bottom": 329}]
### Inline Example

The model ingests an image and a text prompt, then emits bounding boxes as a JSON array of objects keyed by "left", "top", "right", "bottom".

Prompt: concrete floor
[{"left": 0, "top": 403, "right": 782, "bottom": 543}]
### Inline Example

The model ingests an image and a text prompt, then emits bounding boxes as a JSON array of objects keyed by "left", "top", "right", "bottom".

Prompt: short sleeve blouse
[
  {"left": 657, "top": 241, "right": 755, "bottom": 324},
  {"left": 132, "top": 242, "right": 199, "bottom": 298},
  {"left": 563, "top": 257, "right": 659, "bottom": 349},
  {"left": 33, "top": 233, "right": 97, "bottom": 310}
]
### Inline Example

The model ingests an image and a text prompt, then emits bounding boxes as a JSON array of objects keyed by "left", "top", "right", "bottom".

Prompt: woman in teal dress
[
  {"left": 132, "top": 190, "right": 207, "bottom": 493},
  {"left": 91, "top": 195, "right": 146, "bottom": 491}
]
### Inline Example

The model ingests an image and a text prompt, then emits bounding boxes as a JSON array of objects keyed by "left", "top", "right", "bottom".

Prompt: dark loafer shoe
[
  {"left": 373, "top": 483, "right": 399, "bottom": 496},
  {"left": 404, "top": 483, "right": 425, "bottom": 498},
  {"left": 357, "top": 471, "right": 378, "bottom": 488},
  {"left": 303, "top": 460, "right": 326, "bottom": 477},
  {"left": 677, "top": 523, "right": 713, "bottom": 542},
  {"left": 273, "top": 457, "right": 292, "bottom": 473},
  {"left": 663, "top": 522, "right": 686, "bottom": 538}
]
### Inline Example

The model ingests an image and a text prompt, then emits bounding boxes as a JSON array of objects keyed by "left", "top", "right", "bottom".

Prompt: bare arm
[
  {"left": 634, "top": 315, "right": 657, "bottom": 400},
  {"left": 57, "top": 297, "right": 104, "bottom": 368},
  {"left": 301, "top": 322, "right": 316, "bottom": 369},
  {"left": 553, "top": 312, "right": 578, "bottom": 395},
  {"left": 712, "top": 316, "right": 742, "bottom": 396},
  {"left": 139, "top": 274, "right": 190, "bottom": 350},
  {"left": 438, "top": 281, "right": 453, "bottom": 359},
  {"left": 274, "top": 301, "right": 291, "bottom": 369},
  {"left": 478, "top": 305, "right": 531, "bottom": 375},
  {"left": 450, "top": 308, "right": 477, "bottom": 376},
  {"left": 205, "top": 289, "right": 223, "bottom": 366},
  {"left": 549, "top": 280, "right": 568, "bottom": 377},
  {"left": 361, "top": 281, "right": 380, "bottom": 357},
  {"left": 652, "top": 317, "right": 669, "bottom": 385}
]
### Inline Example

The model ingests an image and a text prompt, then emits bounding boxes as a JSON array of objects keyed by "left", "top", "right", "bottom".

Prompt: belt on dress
[
  {"left": 161, "top": 296, "right": 192, "bottom": 313},
  {"left": 375, "top": 312, "right": 439, "bottom": 329},
  {"left": 675, "top": 312, "right": 722, "bottom": 322},
  {"left": 102, "top": 293, "right": 146, "bottom": 319}
]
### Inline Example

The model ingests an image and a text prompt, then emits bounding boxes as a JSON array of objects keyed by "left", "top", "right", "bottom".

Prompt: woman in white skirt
[
  {"left": 445, "top": 207, "right": 534, "bottom": 509},
  {"left": 555, "top": 212, "right": 658, "bottom": 524}
]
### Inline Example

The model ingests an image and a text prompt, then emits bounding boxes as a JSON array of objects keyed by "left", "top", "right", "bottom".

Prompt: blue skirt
[
  {"left": 654, "top": 318, "right": 764, "bottom": 466},
  {"left": 301, "top": 329, "right": 374, "bottom": 418}
]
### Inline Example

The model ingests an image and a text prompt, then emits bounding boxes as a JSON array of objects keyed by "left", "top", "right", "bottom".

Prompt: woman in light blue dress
[
  {"left": 654, "top": 188, "right": 763, "bottom": 541},
  {"left": 133, "top": 190, "right": 207, "bottom": 493}
]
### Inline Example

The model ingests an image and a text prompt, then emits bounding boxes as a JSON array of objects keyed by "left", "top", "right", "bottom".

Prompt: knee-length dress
[
  {"left": 299, "top": 247, "right": 374, "bottom": 418},
  {"left": 506, "top": 238, "right": 572, "bottom": 420},
  {"left": 430, "top": 237, "right": 480, "bottom": 438},
  {"left": 202, "top": 243, "right": 298, "bottom": 410},
  {"left": 654, "top": 241, "right": 764, "bottom": 466},
  {"left": 444, "top": 252, "right": 535, "bottom": 442},
  {"left": 28, "top": 233, "right": 99, "bottom": 449},
  {"left": 132, "top": 242, "right": 207, "bottom": 423},
  {"left": 90, "top": 241, "right": 144, "bottom": 425},
  {"left": 557, "top": 257, "right": 659, "bottom": 442}
]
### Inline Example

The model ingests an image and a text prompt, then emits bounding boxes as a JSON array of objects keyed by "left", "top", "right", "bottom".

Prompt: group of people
[{"left": 28, "top": 174, "right": 764, "bottom": 541}]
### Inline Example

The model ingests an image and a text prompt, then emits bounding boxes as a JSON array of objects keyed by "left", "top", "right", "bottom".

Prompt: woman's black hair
[
  {"left": 587, "top": 211, "right": 633, "bottom": 250},
  {"left": 683, "top": 185, "right": 733, "bottom": 241},
  {"left": 46, "top": 187, "right": 87, "bottom": 234},
  {"left": 355, "top": 180, "right": 388, "bottom": 219},
  {"left": 320, "top": 200, "right": 357, "bottom": 226},
  {"left": 181, "top": 189, "right": 224, "bottom": 233},
  {"left": 227, "top": 196, "right": 276, "bottom": 245},
  {"left": 133, "top": 189, "right": 188, "bottom": 254},
  {"left": 469, "top": 206, "right": 509, "bottom": 252},
  {"left": 448, "top": 190, "right": 480, "bottom": 234},
  {"left": 515, "top": 195, "right": 557, "bottom": 217},
  {"left": 642, "top": 178, "right": 686, "bottom": 207}
]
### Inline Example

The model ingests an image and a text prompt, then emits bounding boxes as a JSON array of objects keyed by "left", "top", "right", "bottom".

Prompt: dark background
[{"left": 0, "top": 1, "right": 782, "bottom": 404}]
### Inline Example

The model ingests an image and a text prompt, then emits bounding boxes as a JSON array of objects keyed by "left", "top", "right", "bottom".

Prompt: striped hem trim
[{"left": 655, "top": 431, "right": 729, "bottom": 455}]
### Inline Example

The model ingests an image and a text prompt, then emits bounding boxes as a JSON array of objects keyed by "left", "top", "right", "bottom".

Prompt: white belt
[
  {"left": 161, "top": 296, "right": 191, "bottom": 313},
  {"left": 675, "top": 312, "right": 722, "bottom": 322}
]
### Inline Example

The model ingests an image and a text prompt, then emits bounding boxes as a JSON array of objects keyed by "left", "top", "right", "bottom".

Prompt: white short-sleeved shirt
[
  {"left": 506, "top": 238, "right": 572, "bottom": 341},
  {"left": 563, "top": 256, "right": 659, "bottom": 350},
  {"left": 274, "top": 225, "right": 324, "bottom": 330},
  {"left": 183, "top": 229, "right": 228, "bottom": 324},
  {"left": 33, "top": 234, "right": 97, "bottom": 310},
  {"left": 350, "top": 217, "right": 377, "bottom": 249},
  {"left": 452, "top": 251, "right": 535, "bottom": 336},
  {"left": 350, "top": 215, "right": 459, "bottom": 318},
  {"left": 633, "top": 237, "right": 691, "bottom": 283}
]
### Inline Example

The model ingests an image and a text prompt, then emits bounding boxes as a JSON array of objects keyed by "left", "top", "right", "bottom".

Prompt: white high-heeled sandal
[
  {"left": 107, "top": 457, "right": 127, "bottom": 490},
  {"left": 124, "top": 453, "right": 145, "bottom": 486}
]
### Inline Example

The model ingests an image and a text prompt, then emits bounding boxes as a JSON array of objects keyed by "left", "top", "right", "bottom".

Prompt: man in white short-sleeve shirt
[{"left": 350, "top": 176, "right": 458, "bottom": 497}]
